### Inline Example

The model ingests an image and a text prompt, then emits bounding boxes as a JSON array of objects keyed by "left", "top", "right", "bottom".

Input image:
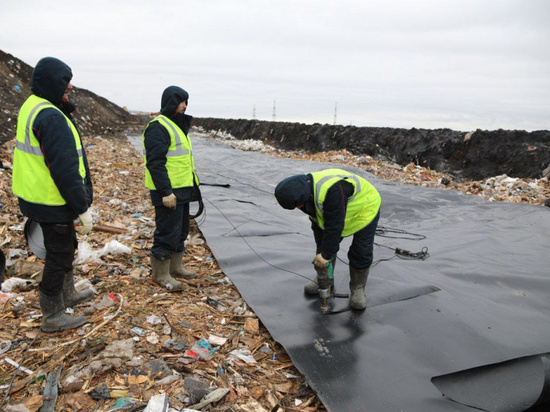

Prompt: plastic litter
[
  {"left": 184, "top": 338, "right": 218, "bottom": 361},
  {"left": 76, "top": 239, "right": 131, "bottom": 264},
  {"left": 5, "top": 248, "right": 28, "bottom": 266},
  {"left": 227, "top": 349, "right": 257, "bottom": 365},
  {"left": 108, "top": 397, "right": 139, "bottom": 411},
  {"left": 1, "top": 277, "right": 35, "bottom": 292}
]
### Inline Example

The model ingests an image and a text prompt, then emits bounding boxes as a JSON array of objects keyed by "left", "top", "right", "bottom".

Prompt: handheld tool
[{"left": 313, "top": 257, "right": 335, "bottom": 313}]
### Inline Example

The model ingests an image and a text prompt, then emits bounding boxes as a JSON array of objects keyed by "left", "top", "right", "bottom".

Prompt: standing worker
[
  {"left": 12, "top": 57, "right": 95, "bottom": 333},
  {"left": 142, "top": 86, "right": 199, "bottom": 290},
  {"left": 274, "top": 168, "right": 381, "bottom": 310}
]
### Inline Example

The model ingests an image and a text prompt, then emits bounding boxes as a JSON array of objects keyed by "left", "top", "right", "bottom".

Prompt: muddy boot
[
  {"left": 170, "top": 251, "right": 196, "bottom": 279},
  {"left": 63, "top": 271, "right": 94, "bottom": 308},
  {"left": 40, "top": 290, "right": 87, "bottom": 333},
  {"left": 151, "top": 255, "right": 182, "bottom": 290},
  {"left": 349, "top": 266, "right": 370, "bottom": 310}
]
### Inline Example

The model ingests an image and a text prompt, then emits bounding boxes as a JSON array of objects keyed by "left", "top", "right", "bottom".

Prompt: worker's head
[
  {"left": 31, "top": 57, "right": 73, "bottom": 107},
  {"left": 274, "top": 174, "right": 312, "bottom": 210},
  {"left": 161, "top": 86, "right": 189, "bottom": 117}
]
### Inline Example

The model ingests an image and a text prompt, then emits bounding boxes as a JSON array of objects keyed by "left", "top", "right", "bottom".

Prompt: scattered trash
[
  {"left": 146, "top": 315, "right": 163, "bottom": 325},
  {"left": 76, "top": 239, "right": 131, "bottom": 264},
  {"left": 184, "top": 338, "right": 218, "bottom": 361},
  {"left": 207, "top": 334, "right": 228, "bottom": 346},
  {"left": 1, "top": 277, "right": 35, "bottom": 292},
  {"left": 190, "top": 388, "right": 230, "bottom": 410},
  {"left": 131, "top": 327, "right": 146, "bottom": 336},
  {"left": 3, "top": 357, "right": 33, "bottom": 374},
  {"left": 108, "top": 397, "right": 140, "bottom": 411},
  {"left": 228, "top": 349, "right": 257, "bottom": 365},
  {"left": 5, "top": 248, "right": 28, "bottom": 266}
]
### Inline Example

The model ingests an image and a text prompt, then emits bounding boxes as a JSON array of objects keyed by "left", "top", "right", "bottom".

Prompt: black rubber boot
[
  {"left": 349, "top": 266, "right": 370, "bottom": 310},
  {"left": 39, "top": 290, "right": 88, "bottom": 333},
  {"left": 63, "top": 272, "right": 94, "bottom": 308},
  {"left": 170, "top": 251, "right": 196, "bottom": 279},
  {"left": 151, "top": 255, "right": 182, "bottom": 290}
]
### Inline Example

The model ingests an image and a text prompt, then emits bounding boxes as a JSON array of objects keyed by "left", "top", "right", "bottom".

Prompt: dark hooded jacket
[
  {"left": 17, "top": 57, "right": 93, "bottom": 222},
  {"left": 143, "top": 86, "right": 194, "bottom": 206},
  {"left": 274, "top": 173, "right": 354, "bottom": 259}
]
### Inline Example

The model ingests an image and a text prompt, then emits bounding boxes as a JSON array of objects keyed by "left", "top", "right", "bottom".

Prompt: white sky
[{"left": 1, "top": 0, "right": 549, "bottom": 131}]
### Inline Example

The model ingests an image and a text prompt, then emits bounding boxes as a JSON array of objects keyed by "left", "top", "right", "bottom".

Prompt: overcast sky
[{"left": 1, "top": 0, "right": 549, "bottom": 131}]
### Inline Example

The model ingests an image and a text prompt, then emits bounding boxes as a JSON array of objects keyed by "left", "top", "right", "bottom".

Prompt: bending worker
[
  {"left": 142, "top": 86, "right": 199, "bottom": 290},
  {"left": 274, "top": 168, "right": 381, "bottom": 310},
  {"left": 12, "top": 57, "right": 95, "bottom": 332}
]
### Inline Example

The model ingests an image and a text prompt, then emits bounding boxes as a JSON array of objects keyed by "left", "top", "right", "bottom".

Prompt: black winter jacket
[
  {"left": 143, "top": 86, "right": 195, "bottom": 206},
  {"left": 305, "top": 176, "right": 354, "bottom": 259},
  {"left": 17, "top": 57, "right": 93, "bottom": 223}
]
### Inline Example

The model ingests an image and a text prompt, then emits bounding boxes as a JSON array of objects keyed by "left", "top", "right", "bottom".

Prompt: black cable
[{"left": 203, "top": 198, "right": 314, "bottom": 282}]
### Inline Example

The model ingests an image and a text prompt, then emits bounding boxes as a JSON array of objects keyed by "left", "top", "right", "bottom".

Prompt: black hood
[
  {"left": 31, "top": 57, "right": 72, "bottom": 107},
  {"left": 274, "top": 174, "right": 312, "bottom": 210},
  {"left": 160, "top": 86, "right": 189, "bottom": 117}
]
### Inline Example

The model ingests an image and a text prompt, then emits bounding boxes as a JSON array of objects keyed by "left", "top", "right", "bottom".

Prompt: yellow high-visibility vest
[
  {"left": 142, "top": 115, "right": 198, "bottom": 190},
  {"left": 310, "top": 168, "right": 381, "bottom": 236},
  {"left": 12, "top": 95, "right": 86, "bottom": 205}
]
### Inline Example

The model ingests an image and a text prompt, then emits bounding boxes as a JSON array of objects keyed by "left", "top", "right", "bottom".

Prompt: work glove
[
  {"left": 162, "top": 193, "right": 177, "bottom": 210},
  {"left": 78, "top": 209, "right": 93, "bottom": 235},
  {"left": 313, "top": 253, "right": 330, "bottom": 270}
]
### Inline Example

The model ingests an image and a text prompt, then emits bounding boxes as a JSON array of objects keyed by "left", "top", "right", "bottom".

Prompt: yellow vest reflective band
[
  {"left": 12, "top": 95, "right": 86, "bottom": 206},
  {"left": 142, "top": 115, "right": 198, "bottom": 190},
  {"left": 310, "top": 168, "right": 381, "bottom": 237}
]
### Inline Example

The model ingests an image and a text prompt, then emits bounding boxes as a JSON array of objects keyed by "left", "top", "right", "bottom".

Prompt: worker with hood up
[
  {"left": 142, "top": 86, "right": 200, "bottom": 290},
  {"left": 274, "top": 168, "right": 381, "bottom": 310},
  {"left": 12, "top": 57, "right": 95, "bottom": 333}
]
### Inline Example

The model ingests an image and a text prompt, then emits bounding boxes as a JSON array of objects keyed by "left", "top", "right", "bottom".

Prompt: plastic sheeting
[{"left": 132, "top": 135, "right": 550, "bottom": 411}]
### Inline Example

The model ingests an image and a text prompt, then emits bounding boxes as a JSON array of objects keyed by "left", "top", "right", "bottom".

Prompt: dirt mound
[
  {"left": 193, "top": 118, "right": 550, "bottom": 180},
  {"left": 0, "top": 49, "right": 144, "bottom": 145}
]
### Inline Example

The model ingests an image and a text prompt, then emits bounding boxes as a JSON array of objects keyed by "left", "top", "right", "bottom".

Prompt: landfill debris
[
  {"left": 9, "top": 128, "right": 546, "bottom": 410},
  {"left": 190, "top": 388, "right": 230, "bottom": 410},
  {"left": 185, "top": 338, "right": 218, "bottom": 361},
  {"left": 0, "top": 277, "right": 35, "bottom": 292}
]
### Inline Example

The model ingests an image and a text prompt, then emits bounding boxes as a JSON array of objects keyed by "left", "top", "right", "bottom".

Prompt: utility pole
[
  {"left": 252, "top": 104, "right": 256, "bottom": 120},
  {"left": 272, "top": 100, "right": 276, "bottom": 122},
  {"left": 333, "top": 101, "right": 337, "bottom": 125}
]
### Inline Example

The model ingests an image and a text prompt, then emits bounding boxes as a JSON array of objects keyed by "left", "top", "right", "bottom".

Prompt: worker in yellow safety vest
[
  {"left": 142, "top": 86, "right": 200, "bottom": 290},
  {"left": 275, "top": 168, "right": 381, "bottom": 310},
  {"left": 12, "top": 57, "right": 95, "bottom": 332}
]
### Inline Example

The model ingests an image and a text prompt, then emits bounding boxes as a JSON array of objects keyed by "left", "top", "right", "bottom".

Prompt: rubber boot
[
  {"left": 170, "top": 251, "right": 196, "bottom": 279},
  {"left": 304, "top": 257, "right": 336, "bottom": 295},
  {"left": 63, "top": 271, "right": 94, "bottom": 308},
  {"left": 39, "top": 290, "right": 87, "bottom": 333},
  {"left": 151, "top": 255, "right": 182, "bottom": 290},
  {"left": 349, "top": 266, "right": 370, "bottom": 310},
  {"left": 304, "top": 275, "right": 320, "bottom": 295}
]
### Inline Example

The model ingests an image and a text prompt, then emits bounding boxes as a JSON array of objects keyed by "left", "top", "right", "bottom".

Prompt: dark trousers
[
  {"left": 39, "top": 222, "right": 77, "bottom": 296},
  {"left": 312, "top": 210, "right": 380, "bottom": 270},
  {"left": 152, "top": 202, "right": 190, "bottom": 260}
]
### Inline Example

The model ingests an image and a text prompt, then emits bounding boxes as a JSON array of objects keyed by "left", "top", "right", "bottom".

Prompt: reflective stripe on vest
[
  {"left": 142, "top": 115, "right": 196, "bottom": 190},
  {"left": 310, "top": 168, "right": 381, "bottom": 237},
  {"left": 12, "top": 95, "right": 86, "bottom": 206}
]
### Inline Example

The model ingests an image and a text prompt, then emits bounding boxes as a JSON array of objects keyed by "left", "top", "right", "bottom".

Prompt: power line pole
[
  {"left": 252, "top": 104, "right": 256, "bottom": 120},
  {"left": 272, "top": 100, "right": 276, "bottom": 122},
  {"left": 333, "top": 101, "right": 337, "bottom": 125}
]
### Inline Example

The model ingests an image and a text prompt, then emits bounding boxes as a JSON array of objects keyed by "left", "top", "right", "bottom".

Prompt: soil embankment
[
  {"left": 193, "top": 118, "right": 550, "bottom": 181},
  {"left": 0, "top": 49, "right": 142, "bottom": 145}
]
